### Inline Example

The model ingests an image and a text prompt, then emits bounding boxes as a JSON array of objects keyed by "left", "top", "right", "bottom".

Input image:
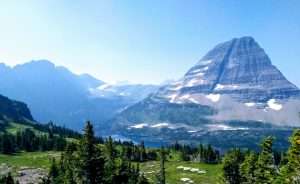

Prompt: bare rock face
[
  {"left": 103, "top": 37, "right": 300, "bottom": 149},
  {"left": 158, "top": 36, "right": 300, "bottom": 103}
]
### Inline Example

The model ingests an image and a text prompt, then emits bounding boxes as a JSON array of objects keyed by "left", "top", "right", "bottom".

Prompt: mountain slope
[
  {"left": 104, "top": 36, "right": 300, "bottom": 149},
  {"left": 0, "top": 94, "right": 33, "bottom": 123},
  {"left": 158, "top": 36, "right": 300, "bottom": 103},
  {"left": 89, "top": 82, "right": 159, "bottom": 102}
]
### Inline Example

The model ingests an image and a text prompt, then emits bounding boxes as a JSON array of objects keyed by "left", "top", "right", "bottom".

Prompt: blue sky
[{"left": 0, "top": 0, "right": 299, "bottom": 86}]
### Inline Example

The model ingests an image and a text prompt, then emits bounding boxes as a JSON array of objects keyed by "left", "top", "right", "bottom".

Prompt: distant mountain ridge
[{"left": 0, "top": 60, "right": 158, "bottom": 130}]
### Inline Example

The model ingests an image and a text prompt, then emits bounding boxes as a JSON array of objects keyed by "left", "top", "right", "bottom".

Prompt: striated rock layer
[{"left": 158, "top": 36, "right": 300, "bottom": 103}]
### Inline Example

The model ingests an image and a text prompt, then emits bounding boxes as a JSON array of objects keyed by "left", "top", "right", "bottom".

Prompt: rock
[
  {"left": 16, "top": 168, "right": 47, "bottom": 184},
  {"left": 158, "top": 36, "right": 300, "bottom": 103}
]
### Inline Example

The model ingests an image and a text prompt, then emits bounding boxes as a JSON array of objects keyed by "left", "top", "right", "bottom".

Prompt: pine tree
[
  {"left": 60, "top": 143, "right": 78, "bottom": 184},
  {"left": 255, "top": 136, "right": 276, "bottom": 184},
  {"left": 156, "top": 147, "right": 166, "bottom": 184},
  {"left": 199, "top": 144, "right": 204, "bottom": 162},
  {"left": 221, "top": 149, "right": 244, "bottom": 184},
  {"left": 104, "top": 136, "right": 117, "bottom": 183},
  {"left": 1, "top": 133, "right": 15, "bottom": 154},
  {"left": 79, "top": 121, "right": 104, "bottom": 184},
  {"left": 240, "top": 151, "right": 258, "bottom": 184},
  {"left": 64, "top": 168, "right": 76, "bottom": 184},
  {"left": 277, "top": 129, "right": 300, "bottom": 183},
  {"left": 48, "top": 158, "right": 60, "bottom": 183},
  {"left": 140, "top": 141, "right": 146, "bottom": 162}
]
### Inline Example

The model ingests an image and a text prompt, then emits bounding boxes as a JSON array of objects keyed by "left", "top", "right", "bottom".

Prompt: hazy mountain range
[
  {"left": 0, "top": 36, "right": 299, "bottom": 149},
  {"left": 0, "top": 60, "right": 158, "bottom": 130}
]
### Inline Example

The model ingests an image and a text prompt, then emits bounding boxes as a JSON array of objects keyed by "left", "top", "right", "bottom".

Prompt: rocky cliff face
[{"left": 158, "top": 36, "right": 300, "bottom": 104}]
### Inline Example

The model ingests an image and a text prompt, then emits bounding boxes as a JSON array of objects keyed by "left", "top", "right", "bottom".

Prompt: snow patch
[
  {"left": 170, "top": 85, "right": 183, "bottom": 91},
  {"left": 185, "top": 79, "right": 204, "bottom": 87},
  {"left": 97, "top": 84, "right": 111, "bottom": 90},
  {"left": 190, "top": 68, "right": 202, "bottom": 74},
  {"left": 267, "top": 99, "right": 283, "bottom": 111},
  {"left": 194, "top": 72, "right": 205, "bottom": 77},
  {"left": 214, "top": 84, "right": 239, "bottom": 90},
  {"left": 168, "top": 93, "right": 178, "bottom": 103},
  {"left": 245, "top": 102, "right": 255, "bottom": 107},
  {"left": 199, "top": 59, "right": 212, "bottom": 65},
  {"left": 215, "top": 84, "right": 225, "bottom": 90},
  {"left": 180, "top": 94, "right": 191, "bottom": 99},
  {"left": 189, "top": 98, "right": 199, "bottom": 104},
  {"left": 203, "top": 66, "right": 209, "bottom": 71},
  {"left": 206, "top": 94, "right": 220, "bottom": 102},
  {"left": 206, "top": 124, "right": 248, "bottom": 131},
  {"left": 151, "top": 123, "right": 169, "bottom": 128},
  {"left": 130, "top": 123, "right": 148, "bottom": 129}
]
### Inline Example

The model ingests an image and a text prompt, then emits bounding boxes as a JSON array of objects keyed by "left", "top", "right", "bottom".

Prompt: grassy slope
[
  {"left": 141, "top": 161, "right": 221, "bottom": 184},
  {"left": 0, "top": 151, "right": 60, "bottom": 170},
  {"left": 0, "top": 151, "right": 221, "bottom": 184},
  {"left": 5, "top": 122, "right": 44, "bottom": 135}
]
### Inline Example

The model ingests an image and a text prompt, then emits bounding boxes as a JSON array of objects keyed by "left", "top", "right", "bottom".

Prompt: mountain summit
[{"left": 157, "top": 36, "right": 300, "bottom": 104}]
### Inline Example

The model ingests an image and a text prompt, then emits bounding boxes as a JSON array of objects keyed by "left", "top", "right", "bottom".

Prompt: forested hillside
[{"left": 1, "top": 120, "right": 300, "bottom": 184}]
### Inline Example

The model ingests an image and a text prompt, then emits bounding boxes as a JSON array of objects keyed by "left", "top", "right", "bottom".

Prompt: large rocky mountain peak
[{"left": 157, "top": 36, "right": 300, "bottom": 104}]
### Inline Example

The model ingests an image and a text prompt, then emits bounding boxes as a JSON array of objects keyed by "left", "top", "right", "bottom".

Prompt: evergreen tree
[
  {"left": 199, "top": 144, "right": 204, "bottom": 162},
  {"left": 221, "top": 149, "right": 244, "bottom": 184},
  {"left": 104, "top": 136, "right": 117, "bottom": 183},
  {"left": 255, "top": 136, "right": 276, "bottom": 184},
  {"left": 240, "top": 151, "right": 258, "bottom": 184},
  {"left": 156, "top": 147, "right": 166, "bottom": 184},
  {"left": 277, "top": 129, "right": 300, "bottom": 183},
  {"left": 79, "top": 121, "right": 104, "bottom": 184},
  {"left": 140, "top": 141, "right": 147, "bottom": 162},
  {"left": 60, "top": 143, "right": 78, "bottom": 184},
  {"left": 48, "top": 158, "right": 60, "bottom": 183},
  {"left": 1, "top": 133, "right": 15, "bottom": 154}
]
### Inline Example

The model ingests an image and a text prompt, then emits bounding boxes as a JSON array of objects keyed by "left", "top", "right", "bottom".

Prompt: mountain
[
  {"left": 105, "top": 36, "right": 300, "bottom": 149},
  {"left": 0, "top": 60, "right": 158, "bottom": 130},
  {"left": 0, "top": 94, "right": 34, "bottom": 123},
  {"left": 159, "top": 36, "right": 300, "bottom": 103}
]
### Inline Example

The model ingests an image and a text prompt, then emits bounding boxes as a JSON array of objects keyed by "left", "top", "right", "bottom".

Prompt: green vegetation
[
  {"left": 2, "top": 121, "right": 300, "bottom": 184},
  {"left": 221, "top": 129, "right": 300, "bottom": 184},
  {"left": 141, "top": 161, "right": 221, "bottom": 184},
  {"left": 0, "top": 151, "right": 60, "bottom": 169},
  {"left": 6, "top": 122, "right": 42, "bottom": 135}
]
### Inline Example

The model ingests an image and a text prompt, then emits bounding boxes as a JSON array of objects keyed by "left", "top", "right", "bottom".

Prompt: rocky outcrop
[{"left": 0, "top": 94, "right": 34, "bottom": 122}]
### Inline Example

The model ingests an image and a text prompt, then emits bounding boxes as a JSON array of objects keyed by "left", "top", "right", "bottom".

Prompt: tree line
[
  {"left": 0, "top": 128, "right": 67, "bottom": 154},
  {"left": 221, "top": 129, "right": 300, "bottom": 184},
  {"left": 170, "top": 141, "right": 220, "bottom": 163}
]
